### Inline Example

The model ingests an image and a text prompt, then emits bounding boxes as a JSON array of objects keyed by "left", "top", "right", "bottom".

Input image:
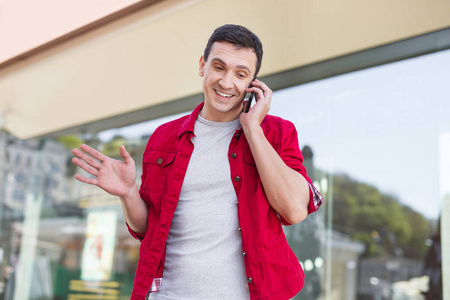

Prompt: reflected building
[
  {"left": 325, "top": 231, "right": 365, "bottom": 300},
  {"left": 358, "top": 256, "right": 425, "bottom": 300},
  {"left": 0, "top": 131, "right": 147, "bottom": 299},
  {"left": 0, "top": 131, "right": 73, "bottom": 298},
  {"left": 0, "top": 131, "right": 72, "bottom": 215}
]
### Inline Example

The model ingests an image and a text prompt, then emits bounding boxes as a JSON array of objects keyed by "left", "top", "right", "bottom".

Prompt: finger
[
  {"left": 74, "top": 174, "right": 98, "bottom": 186},
  {"left": 72, "top": 148, "right": 102, "bottom": 169},
  {"left": 80, "top": 144, "right": 108, "bottom": 162},
  {"left": 72, "top": 157, "right": 99, "bottom": 177},
  {"left": 253, "top": 80, "right": 272, "bottom": 94},
  {"left": 250, "top": 87, "right": 265, "bottom": 102},
  {"left": 119, "top": 145, "right": 133, "bottom": 165},
  {"left": 251, "top": 79, "right": 272, "bottom": 97},
  {"left": 251, "top": 78, "right": 268, "bottom": 89}
]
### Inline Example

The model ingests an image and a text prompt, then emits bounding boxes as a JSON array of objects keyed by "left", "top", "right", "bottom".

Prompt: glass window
[
  {"left": 12, "top": 188, "right": 25, "bottom": 201},
  {"left": 274, "top": 49, "right": 448, "bottom": 299},
  {"left": 14, "top": 172, "right": 26, "bottom": 184},
  {"left": 0, "top": 48, "right": 447, "bottom": 300}
]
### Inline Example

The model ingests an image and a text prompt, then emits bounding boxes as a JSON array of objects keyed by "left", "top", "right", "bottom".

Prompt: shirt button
[
  {"left": 243, "top": 252, "right": 246, "bottom": 257},
  {"left": 231, "top": 153, "right": 237, "bottom": 159},
  {"left": 239, "top": 227, "right": 241, "bottom": 231},
  {"left": 247, "top": 277, "right": 253, "bottom": 284},
  {"left": 156, "top": 158, "right": 163, "bottom": 164},
  {"left": 234, "top": 176, "right": 241, "bottom": 182},
  {"left": 236, "top": 133, "right": 241, "bottom": 139}
]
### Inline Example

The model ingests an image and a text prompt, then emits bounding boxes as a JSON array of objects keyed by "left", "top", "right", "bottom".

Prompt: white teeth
[{"left": 216, "top": 90, "right": 232, "bottom": 98}]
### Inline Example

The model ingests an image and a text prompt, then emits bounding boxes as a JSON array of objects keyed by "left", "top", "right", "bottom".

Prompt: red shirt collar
[{"left": 177, "top": 102, "right": 204, "bottom": 138}]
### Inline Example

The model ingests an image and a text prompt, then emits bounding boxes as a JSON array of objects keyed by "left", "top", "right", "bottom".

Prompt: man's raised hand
[{"left": 72, "top": 144, "right": 137, "bottom": 199}]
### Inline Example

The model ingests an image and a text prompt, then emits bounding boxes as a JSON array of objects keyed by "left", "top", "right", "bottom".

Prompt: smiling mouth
[{"left": 215, "top": 90, "right": 233, "bottom": 98}]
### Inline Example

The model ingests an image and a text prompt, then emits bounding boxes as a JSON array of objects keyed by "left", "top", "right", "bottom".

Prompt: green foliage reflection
[{"left": 331, "top": 173, "right": 432, "bottom": 259}]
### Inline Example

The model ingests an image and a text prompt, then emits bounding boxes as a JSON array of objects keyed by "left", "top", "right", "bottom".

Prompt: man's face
[{"left": 199, "top": 42, "right": 257, "bottom": 122}]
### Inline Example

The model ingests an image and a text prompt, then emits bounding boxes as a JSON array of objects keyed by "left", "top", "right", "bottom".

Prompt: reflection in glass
[
  {"left": 0, "top": 134, "right": 143, "bottom": 299},
  {"left": 0, "top": 48, "right": 448, "bottom": 299},
  {"left": 81, "top": 211, "right": 117, "bottom": 281},
  {"left": 272, "top": 49, "right": 449, "bottom": 299}
]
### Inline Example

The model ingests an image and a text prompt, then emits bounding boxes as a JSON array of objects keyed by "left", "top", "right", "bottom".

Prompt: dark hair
[{"left": 203, "top": 24, "right": 263, "bottom": 76}]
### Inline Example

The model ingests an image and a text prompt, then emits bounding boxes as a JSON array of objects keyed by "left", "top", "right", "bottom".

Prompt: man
[{"left": 72, "top": 24, "right": 323, "bottom": 300}]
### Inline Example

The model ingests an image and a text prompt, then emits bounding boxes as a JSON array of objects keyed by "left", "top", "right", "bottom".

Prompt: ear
[{"left": 199, "top": 56, "right": 205, "bottom": 77}]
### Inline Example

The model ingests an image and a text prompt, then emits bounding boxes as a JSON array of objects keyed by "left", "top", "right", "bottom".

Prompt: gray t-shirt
[{"left": 150, "top": 115, "right": 250, "bottom": 299}]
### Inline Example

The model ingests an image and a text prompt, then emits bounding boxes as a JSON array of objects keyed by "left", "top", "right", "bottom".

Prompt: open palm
[{"left": 72, "top": 144, "right": 137, "bottom": 198}]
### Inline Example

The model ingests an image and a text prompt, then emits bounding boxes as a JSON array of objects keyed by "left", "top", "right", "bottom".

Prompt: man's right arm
[{"left": 72, "top": 144, "right": 148, "bottom": 234}]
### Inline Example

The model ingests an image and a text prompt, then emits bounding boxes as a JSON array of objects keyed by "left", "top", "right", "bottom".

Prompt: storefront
[{"left": 0, "top": 1, "right": 449, "bottom": 299}]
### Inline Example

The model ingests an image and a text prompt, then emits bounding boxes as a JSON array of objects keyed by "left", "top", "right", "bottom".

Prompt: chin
[{"left": 217, "top": 100, "right": 241, "bottom": 111}]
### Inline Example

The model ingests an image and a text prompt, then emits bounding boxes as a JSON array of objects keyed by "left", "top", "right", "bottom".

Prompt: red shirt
[{"left": 128, "top": 103, "right": 323, "bottom": 300}]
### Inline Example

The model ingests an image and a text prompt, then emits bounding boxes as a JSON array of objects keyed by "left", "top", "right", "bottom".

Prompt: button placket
[{"left": 229, "top": 135, "right": 241, "bottom": 189}]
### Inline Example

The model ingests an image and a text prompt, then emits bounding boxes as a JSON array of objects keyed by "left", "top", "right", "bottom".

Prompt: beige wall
[
  {"left": 1, "top": 0, "right": 450, "bottom": 139},
  {"left": 0, "top": 0, "right": 141, "bottom": 63}
]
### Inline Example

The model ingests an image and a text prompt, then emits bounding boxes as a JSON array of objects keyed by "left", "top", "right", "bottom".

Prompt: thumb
[{"left": 119, "top": 145, "right": 133, "bottom": 164}]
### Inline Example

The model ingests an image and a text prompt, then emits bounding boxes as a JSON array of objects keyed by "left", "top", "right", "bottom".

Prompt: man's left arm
[{"left": 240, "top": 79, "right": 311, "bottom": 225}]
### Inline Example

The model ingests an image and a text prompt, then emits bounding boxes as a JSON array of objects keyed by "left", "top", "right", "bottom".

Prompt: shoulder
[
  {"left": 145, "top": 114, "right": 190, "bottom": 149},
  {"left": 153, "top": 115, "right": 189, "bottom": 135},
  {"left": 261, "top": 114, "right": 297, "bottom": 138}
]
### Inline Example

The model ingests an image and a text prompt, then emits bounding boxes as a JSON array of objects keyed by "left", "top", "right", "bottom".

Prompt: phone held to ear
[{"left": 244, "top": 78, "right": 256, "bottom": 113}]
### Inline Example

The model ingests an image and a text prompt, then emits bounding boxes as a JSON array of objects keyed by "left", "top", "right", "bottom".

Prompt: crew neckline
[{"left": 197, "top": 114, "right": 240, "bottom": 127}]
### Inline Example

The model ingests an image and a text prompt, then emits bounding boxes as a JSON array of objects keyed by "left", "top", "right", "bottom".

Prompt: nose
[{"left": 218, "top": 72, "right": 233, "bottom": 90}]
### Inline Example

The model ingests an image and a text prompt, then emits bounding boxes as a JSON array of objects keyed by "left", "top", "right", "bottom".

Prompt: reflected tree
[{"left": 331, "top": 173, "right": 433, "bottom": 259}]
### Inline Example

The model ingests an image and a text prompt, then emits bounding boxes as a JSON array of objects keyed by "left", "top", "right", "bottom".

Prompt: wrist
[
  {"left": 120, "top": 184, "right": 139, "bottom": 203},
  {"left": 243, "top": 122, "right": 264, "bottom": 139}
]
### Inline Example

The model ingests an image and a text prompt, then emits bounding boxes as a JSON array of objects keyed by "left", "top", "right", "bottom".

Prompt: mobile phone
[{"left": 244, "top": 78, "right": 256, "bottom": 113}]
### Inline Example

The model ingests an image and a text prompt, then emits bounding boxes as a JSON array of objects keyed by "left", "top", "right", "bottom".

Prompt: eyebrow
[{"left": 211, "top": 58, "right": 251, "bottom": 74}]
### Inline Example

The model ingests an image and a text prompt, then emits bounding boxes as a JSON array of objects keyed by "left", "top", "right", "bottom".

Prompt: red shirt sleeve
[{"left": 278, "top": 121, "right": 324, "bottom": 224}]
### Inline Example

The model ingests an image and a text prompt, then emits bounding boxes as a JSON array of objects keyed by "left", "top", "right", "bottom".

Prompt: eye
[
  {"left": 237, "top": 73, "right": 249, "bottom": 80},
  {"left": 213, "top": 65, "right": 224, "bottom": 71}
]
